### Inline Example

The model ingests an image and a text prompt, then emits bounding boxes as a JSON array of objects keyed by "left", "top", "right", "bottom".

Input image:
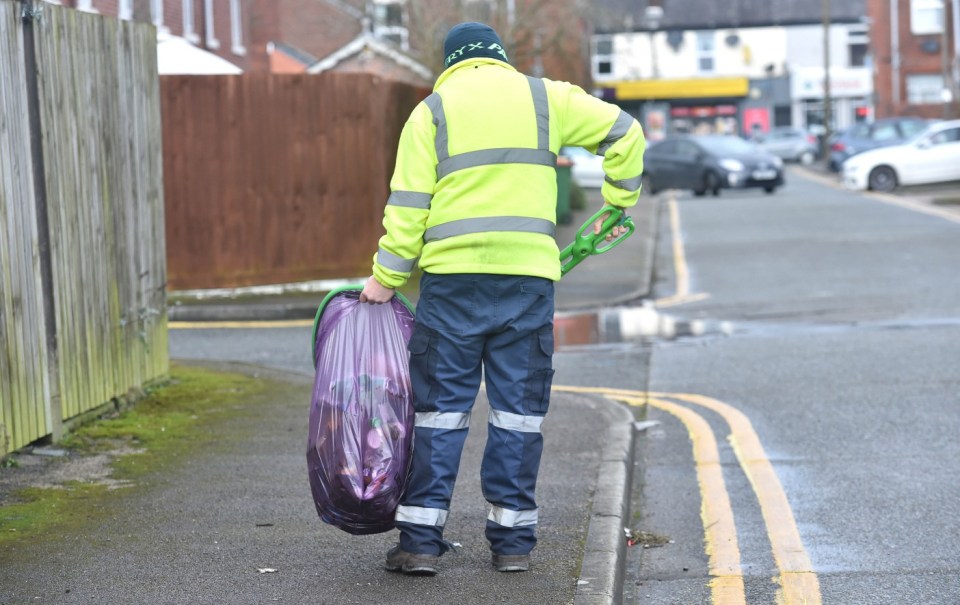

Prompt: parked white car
[
  {"left": 560, "top": 146, "right": 605, "bottom": 188},
  {"left": 843, "top": 120, "right": 960, "bottom": 192}
]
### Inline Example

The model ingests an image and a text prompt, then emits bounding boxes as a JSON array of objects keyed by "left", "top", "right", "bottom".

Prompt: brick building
[
  {"left": 38, "top": 0, "right": 592, "bottom": 87},
  {"left": 868, "top": 0, "right": 959, "bottom": 119}
]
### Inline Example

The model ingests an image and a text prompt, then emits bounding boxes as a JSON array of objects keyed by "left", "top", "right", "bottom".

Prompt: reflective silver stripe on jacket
[
  {"left": 424, "top": 216, "right": 555, "bottom": 243},
  {"left": 605, "top": 173, "right": 644, "bottom": 192},
  {"left": 437, "top": 148, "right": 556, "bottom": 180},
  {"left": 597, "top": 110, "right": 636, "bottom": 156},
  {"left": 424, "top": 77, "right": 556, "bottom": 181},
  {"left": 395, "top": 505, "right": 448, "bottom": 527},
  {"left": 424, "top": 93, "right": 449, "bottom": 162},
  {"left": 388, "top": 190, "right": 432, "bottom": 210},
  {"left": 488, "top": 409, "right": 544, "bottom": 433},
  {"left": 377, "top": 248, "right": 416, "bottom": 273},
  {"left": 488, "top": 505, "right": 539, "bottom": 527},
  {"left": 526, "top": 76, "right": 550, "bottom": 150},
  {"left": 415, "top": 411, "right": 471, "bottom": 430}
]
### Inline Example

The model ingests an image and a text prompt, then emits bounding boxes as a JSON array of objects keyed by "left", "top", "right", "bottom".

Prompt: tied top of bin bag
[{"left": 306, "top": 287, "right": 416, "bottom": 535}]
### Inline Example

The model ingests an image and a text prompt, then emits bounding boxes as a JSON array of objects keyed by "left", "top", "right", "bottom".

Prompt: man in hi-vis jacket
[{"left": 360, "top": 22, "right": 646, "bottom": 575}]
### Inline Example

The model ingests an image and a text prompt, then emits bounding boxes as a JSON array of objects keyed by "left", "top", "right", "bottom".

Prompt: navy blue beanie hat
[{"left": 443, "top": 22, "right": 509, "bottom": 69}]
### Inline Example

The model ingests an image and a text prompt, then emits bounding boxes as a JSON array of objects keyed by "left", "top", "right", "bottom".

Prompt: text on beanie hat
[{"left": 443, "top": 22, "right": 509, "bottom": 68}]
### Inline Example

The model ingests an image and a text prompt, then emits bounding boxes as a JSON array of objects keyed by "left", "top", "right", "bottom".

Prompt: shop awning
[{"left": 610, "top": 77, "right": 749, "bottom": 101}]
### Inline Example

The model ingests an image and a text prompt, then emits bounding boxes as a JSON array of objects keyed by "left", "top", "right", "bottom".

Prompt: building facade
[
  {"left": 868, "top": 0, "right": 959, "bottom": 119},
  {"left": 44, "top": 0, "right": 592, "bottom": 87},
  {"left": 590, "top": 0, "right": 870, "bottom": 140},
  {"left": 44, "top": 0, "right": 253, "bottom": 69}
]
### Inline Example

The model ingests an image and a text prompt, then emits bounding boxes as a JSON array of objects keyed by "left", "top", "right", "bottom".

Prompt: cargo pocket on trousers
[
  {"left": 408, "top": 325, "right": 439, "bottom": 411},
  {"left": 524, "top": 325, "right": 556, "bottom": 415}
]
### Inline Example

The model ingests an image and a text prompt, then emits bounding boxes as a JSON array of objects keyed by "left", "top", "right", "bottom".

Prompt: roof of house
[
  {"left": 592, "top": 0, "right": 867, "bottom": 33},
  {"left": 157, "top": 35, "right": 243, "bottom": 75},
  {"left": 270, "top": 42, "right": 318, "bottom": 68},
  {"left": 307, "top": 33, "right": 433, "bottom": 81}
]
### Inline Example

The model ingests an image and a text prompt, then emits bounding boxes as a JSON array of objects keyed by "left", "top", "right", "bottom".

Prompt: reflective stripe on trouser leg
[
  {"left": 398, "top": 286, "right": 484, "bottom": 556},
  {"left": 480, "top": 277, "right": 555, "bottom": 556}
]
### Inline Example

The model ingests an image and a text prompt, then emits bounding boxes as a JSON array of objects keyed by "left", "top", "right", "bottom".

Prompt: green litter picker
[{"left": 559, "top": 206, "right": 635, "bottom": 276}]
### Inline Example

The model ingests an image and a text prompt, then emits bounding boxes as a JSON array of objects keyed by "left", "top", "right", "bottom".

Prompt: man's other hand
[{"left": 359, "top": 276, "right": 395, "bottom": 304}]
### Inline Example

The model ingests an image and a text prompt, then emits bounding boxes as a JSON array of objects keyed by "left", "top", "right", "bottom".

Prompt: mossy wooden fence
[{"left": 0, "top": 2, "right": 168, "bottom": 455}]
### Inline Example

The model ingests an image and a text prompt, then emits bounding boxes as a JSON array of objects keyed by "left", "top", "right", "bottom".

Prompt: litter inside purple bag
[{"left": 306, "top": 288, "right": 415, "bottom": 535}]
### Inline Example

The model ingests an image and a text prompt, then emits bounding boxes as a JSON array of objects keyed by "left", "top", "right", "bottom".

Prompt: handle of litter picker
[{"left": 559, "top": 206, "right": 635, "bottom": 276}]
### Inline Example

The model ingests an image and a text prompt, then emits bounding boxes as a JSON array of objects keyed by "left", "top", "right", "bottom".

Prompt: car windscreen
[{"left": 695, "top": 137, "right": 759, "bottom": 155}]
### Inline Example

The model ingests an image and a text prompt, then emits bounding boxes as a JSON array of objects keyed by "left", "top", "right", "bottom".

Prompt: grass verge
[{"left": 0, "top": 363, "right": 267, "bottom": 547}]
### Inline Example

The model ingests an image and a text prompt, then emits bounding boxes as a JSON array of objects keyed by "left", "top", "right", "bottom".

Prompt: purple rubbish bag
[{"left": 306, "top": 288, "right": 415, "bottom": 535}]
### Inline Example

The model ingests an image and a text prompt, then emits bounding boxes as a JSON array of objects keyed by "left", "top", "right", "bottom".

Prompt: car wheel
[
  {"left": 867, "top": 166, "right": 897, "bottom": 192},
  {"left": 641, "top": 174, "right": 656, "bottom": 195},
  {"left": 763, "top": 185, "right": 777, "bottom": 194},
  {"left": 706, "top": 172, "right": 721, "bottom": 196},
  {"left": 799, "top": 151, "right": 815, "bottom": 165}
]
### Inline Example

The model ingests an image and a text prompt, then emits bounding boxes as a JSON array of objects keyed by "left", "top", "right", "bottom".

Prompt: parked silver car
[{"left": 753, "top": 127, "right": 819, "bottom": 164}]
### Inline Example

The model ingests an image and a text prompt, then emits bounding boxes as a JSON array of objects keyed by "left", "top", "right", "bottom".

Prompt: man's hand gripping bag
[{"left": 307, "top": 287, "right": 416, "bottom": 535}]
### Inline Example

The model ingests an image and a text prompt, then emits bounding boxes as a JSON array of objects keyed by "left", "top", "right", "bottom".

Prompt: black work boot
[
  {"left": 385, "top": 545, "right": 440, "bottom": 576},
  {"left": 491, "top": 553, "right": 530, "bottom": 572}
]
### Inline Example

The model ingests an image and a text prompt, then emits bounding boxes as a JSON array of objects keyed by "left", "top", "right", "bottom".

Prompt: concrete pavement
[{"left": 0, "top": 190, "right": 659, "bottom": 605}]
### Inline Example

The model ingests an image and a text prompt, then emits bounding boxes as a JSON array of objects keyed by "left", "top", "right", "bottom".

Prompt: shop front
[
  {"left": 599, "top": 77, "right": 750, "bottom": 142},
  {"left": 790, "top": 66, "right": 873, "bottom": 134}
]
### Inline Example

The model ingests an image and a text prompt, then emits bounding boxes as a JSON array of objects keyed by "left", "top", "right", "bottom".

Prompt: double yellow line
[{"left": 556, "top": 386, "right": 822, "bottom": 605}]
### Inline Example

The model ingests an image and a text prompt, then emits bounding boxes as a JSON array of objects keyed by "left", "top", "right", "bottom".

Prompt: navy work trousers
[{"left": 395, "top": 272, "right": 555, "bottom": 556}]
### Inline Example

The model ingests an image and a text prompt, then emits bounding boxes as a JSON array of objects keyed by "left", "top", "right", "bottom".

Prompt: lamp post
[
  {"left": 821, "top": 0, "right": 833, "bottom": 162},
  {"left": 645, "top": 5, "right": 663, "bottom": 79}
]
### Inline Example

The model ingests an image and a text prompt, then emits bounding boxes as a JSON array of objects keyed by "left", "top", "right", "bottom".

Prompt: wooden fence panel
[
  {"left": 32, "top": 6, "right": 169, "bottom": 423},
  {"left": 161, "top": 73, "right": 430, "bottom": 289},
  {"left": 0, "top": 1, "right": 51, "bottom": 455}
]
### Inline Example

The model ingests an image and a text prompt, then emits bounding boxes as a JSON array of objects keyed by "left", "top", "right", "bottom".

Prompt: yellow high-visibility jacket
[{"left": 372, "top": 57, "right": 646, "bottom": 289}]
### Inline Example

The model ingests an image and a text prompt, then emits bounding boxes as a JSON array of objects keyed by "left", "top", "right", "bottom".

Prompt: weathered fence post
[
  {"left": 20, "top": 0, "right": 63, "bottom": 440},
  {"left": 1, "top": 2, "right": 169, "bottom": 454}
]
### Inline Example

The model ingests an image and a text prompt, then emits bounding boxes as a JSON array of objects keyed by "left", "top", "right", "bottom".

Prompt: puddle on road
[
  {"left": 554, "top": 304, "right": 733, "bottom": 349},
  {"left": 554, "top": 305, "right": 960, "bottom": 349}
]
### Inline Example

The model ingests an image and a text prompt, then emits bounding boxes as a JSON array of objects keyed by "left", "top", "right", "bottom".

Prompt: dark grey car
[
  {"left": 828, "top": 117, "right": 933, "bottom": 171},
  {"left": 643, "top": 135, "right": 785, "bottom": 197}
]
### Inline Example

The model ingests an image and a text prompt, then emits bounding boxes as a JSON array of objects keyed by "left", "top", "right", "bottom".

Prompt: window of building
[
  {"left": 696, "top": 32, "right": 715, "bottom": 73},
  {"left": 374, "top": 1, "right": 404, "bottom": 27},
  {"left": 592, "top": 35, "right": 614, "bottom": 79},
  {"left": 119, "top": 0, "right": 133, "bottom": 20},
  {"left": 77, "top": 0, "right": 97, "bottom": 12},
  {"left": 183, "top": 0, "right": 198, "bottom": 42},
  {"left": 774, "top": 105, "right": 792, "bottom": 127},
  {"left": 151, "top": 0, "right": 164, "bottom": 29},
  {"left": 847, "top": 24, "right": 869, "bottom": 67},
  {"left": 849, "top": 43, "right": 868, "bottom": 66},
  {"left": 906, "top": 73, "right": 945, "bottom": 103},
  {"left": 230, "top": 0, "right": 245, "bottom": 55},
  {"left": 910, "top": 0, "right": 944, "bottom": 35},
  {"left": 373, "top": 0, "right": 409, "bottom": 50},
  {"left": 204, "top": 0, "right": 220, "bottom": 49}
]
